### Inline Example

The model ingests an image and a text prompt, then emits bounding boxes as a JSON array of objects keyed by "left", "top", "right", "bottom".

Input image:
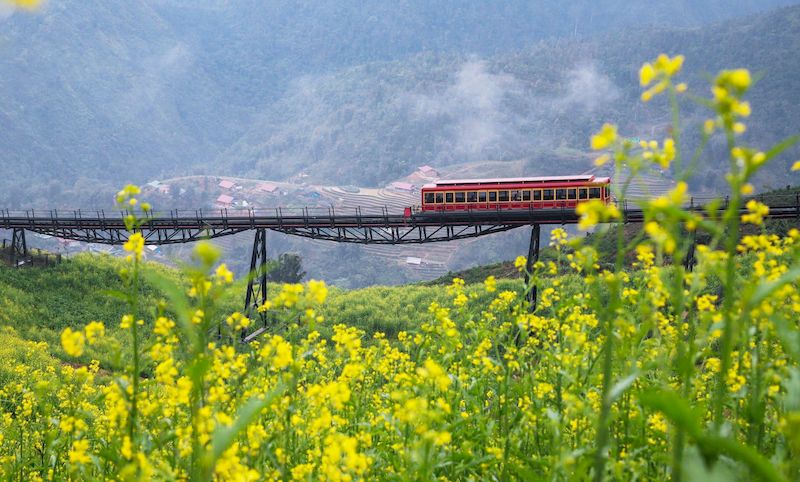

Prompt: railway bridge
[{"left": 3, "top": 193, "right": 800, "bottom": 340}]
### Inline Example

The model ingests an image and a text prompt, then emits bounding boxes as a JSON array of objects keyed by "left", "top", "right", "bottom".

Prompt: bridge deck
[{"left": 2, "top": 194, "right": 799, "bottom": 245}]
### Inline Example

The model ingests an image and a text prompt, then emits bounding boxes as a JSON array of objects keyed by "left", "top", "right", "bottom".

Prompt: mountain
[
  {"left": 218, "top": 5, "right": 800, "bottom": 192},
  {"left": 0, "top": 0, "right": 798, "bottom": 207}
]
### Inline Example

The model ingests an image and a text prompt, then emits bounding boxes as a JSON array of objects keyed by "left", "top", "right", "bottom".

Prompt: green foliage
[
  {"left": 266, "top": 253, "right": 305, "bottom": 284},
  {"left": 0, "top": 326, "right": 56, "bottom": 387}
]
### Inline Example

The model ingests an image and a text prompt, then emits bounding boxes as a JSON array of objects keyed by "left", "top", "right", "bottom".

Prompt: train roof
[{"left": 424, "top": 175, "right": 609, "bottom": 188}]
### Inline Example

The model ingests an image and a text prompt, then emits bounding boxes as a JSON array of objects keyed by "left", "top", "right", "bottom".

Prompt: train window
[
  {"left": 498, "top": 191, "right": 510, "bottom": 202},
  {"left": 589, "top": 187, "right": 601, "bottom": 199},
  {"left": 543, "top": 189, "right": 553, "bottom": 200},
  {"left": 522, "top": 190, "right": 531, "bottom": 201},
  {"left": 578, "top": 188, "right": 588, "bottom": 200},
  {"left": 533, "top": 190, "right": 542, "bottom": 201},
  {"left": 489, "top": 192, "right": 497, "bottom": 202},
  {"left": 424, "top": 193, "right": 435, "bottom": 204},
  {"left": 556, "top": 189, "right": 567, "bottom": 200},
  {"left": 478, "top": 191, "right": 487, "bottom": 202},
  {"left": 446, "top": 192, "right": 454, "bottom": 203},
  {"left": 435, "top": 193, "right": 444, "bottom": 203},
  {"left": 467, "top": 191, "right": 478, "bottom": 202},
  {"left": 511, "top": 190, "right": 521, "bottom": 201},
  {"left": 568, "top": 189, "right": 577, "bottom": 200},
  {"left": 455, "top": 192, "right": 465, "bottom": 203}
]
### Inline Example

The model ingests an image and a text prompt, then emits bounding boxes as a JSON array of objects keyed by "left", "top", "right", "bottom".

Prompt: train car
[{"left": 418, "top": 175, "right": 612, "bottom": 212}]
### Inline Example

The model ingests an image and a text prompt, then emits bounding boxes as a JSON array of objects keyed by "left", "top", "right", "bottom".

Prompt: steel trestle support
[
  {"left": 525, "top": 224, "right": 541, "bottom": 313},
  {"left": 11, "top": 228, "right": 27, "bottom": 266},
  {"left": 684, "top": 231, "right": 697, "bottom": 272},
  {"left": 243, "top": 228, "right": 269, "bottom": 341}
]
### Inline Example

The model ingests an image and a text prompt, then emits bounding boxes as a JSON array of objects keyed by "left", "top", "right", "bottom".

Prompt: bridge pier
[
  {"left": 525, "top": 224, "right": 540, "bottom": 313},
  {"left": 11, "top": 228, "right": 27, "bottom": 266},
  {"left": 684, "top": 232, "right": 697, "bottom": 272},
  {"left": 242, "top": 228, "right": 269, "bottom": 342}
]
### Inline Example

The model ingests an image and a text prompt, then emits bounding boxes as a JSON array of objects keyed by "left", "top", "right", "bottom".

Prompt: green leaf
[
  {"left": 207, "top": 383, "right": 286, "bottom": 466},
  {"left": 142, "top": 269, "right": 197, "bottom": 349},
  {"left": 747, "top": 265, "right": 800, "bottom": 310},
  {"left": 696, "top": 435, "right": 785, "bottom": 482},
  {"left": 608, "top": 371, "right": 638, "bottom": 402},
  {"left": 640, "top": 389, "right": 786, "bottom": 481},
  {"left": 763, "top": 134, "right": 800, "bottom": 162},
  {"left": 639, "top": 389, "right": 703, "bottom": 439},
  {"left": 101, "top": 289, "right": 131, "bottom": 304}
]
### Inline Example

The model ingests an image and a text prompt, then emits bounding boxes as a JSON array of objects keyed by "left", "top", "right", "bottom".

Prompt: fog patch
[
  {"left": 408, "top": 60, "right": 521, "bottom": 161},
  {"left": 120, "top": 43, "right": 193, "bottom": 119},
  {"left": 558, "top": 63, "right": 620, "bottom": 112}
]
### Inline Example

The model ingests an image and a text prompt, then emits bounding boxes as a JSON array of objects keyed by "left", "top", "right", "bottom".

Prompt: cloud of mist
[
  {"left": 557, "top": 62, "right": 620, "bottom": 113},
  {"left": 403, "top": 60, "right": 620, "bottom": 167},
  {"left": 120, "top": 43, "right": 193, "bottom": 119},
  {"left": 407, "top": 60, "right": 521, "bottom": 161},
  {"left": 227, "top": 57, "right": 624, "bottom": 184}
]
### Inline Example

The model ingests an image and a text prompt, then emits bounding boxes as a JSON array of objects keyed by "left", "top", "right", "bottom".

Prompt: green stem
[
  {"left": 713, "top": 130, "right": 741, "bottom": 431},
  {"left": 130, "top": 257, "right": 140, "bottom": 447},
  {"left": 592, "top": 191, "right": 627, "bottom": 482}
]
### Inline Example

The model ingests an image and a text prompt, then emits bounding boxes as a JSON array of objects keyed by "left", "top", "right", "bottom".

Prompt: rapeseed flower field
[{"left": 2, "top": 55, "right": 800, "bottom": 481}]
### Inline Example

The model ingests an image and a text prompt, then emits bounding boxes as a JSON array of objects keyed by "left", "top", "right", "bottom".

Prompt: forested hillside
[
  {"left": 220, "top": 5, "right": 800, "bottom": 191},
  {"left": 0, "top": 1, "right": 798, "bottom": 207}
]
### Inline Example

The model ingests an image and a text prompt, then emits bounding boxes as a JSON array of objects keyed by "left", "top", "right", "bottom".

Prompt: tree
[{"left": 267, "top": 253, "right": 305, "bottom": 283}]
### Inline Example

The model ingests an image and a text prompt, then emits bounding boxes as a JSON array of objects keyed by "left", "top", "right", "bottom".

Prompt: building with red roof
[{"left": 216, "top": 194, "right": 234, "bottom": 206}]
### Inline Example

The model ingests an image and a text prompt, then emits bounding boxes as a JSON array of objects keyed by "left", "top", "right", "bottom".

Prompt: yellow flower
[
  {"left": 550, "top": 227, "right": 568, "bottom": 246},
  {"left": 594, "top": 154, "right": 610, "bottom": 167},
  {"left": 645, "top": 221, "right": 676, "bottom": 254},
  {"left": 417, "top": 359, "right": 452, "bottom": 391},
  {"left": 84, "top": 321, "right": 105, "bottom": 345},
  {"left": 61, "top": 328, "right": 85, "bottom": 357},
  {"left": 431, "top": 431, "right": 452, "bottom": 446},
  {"left": 121, "top": 436, "right": 133, "bottom": 460},
  {"left": 792, "top": 160, "right": 800, "bottom": 171},
  {"left": 68, "top": 439, "right": 91, "bottom": 465},
  {"left": 260, "top": 335, "right": 293, "bottom": 370},
  {"left": 639, "top": 54, "right": 685, "bottom": 102},
  {"left": 191, "top": 309, "right": 205, "bottom": 325},
  {"left": 484, "top": 276, "right": 497, "bottom": 293},
  {"left": 741, "top": 200, "right": 769, "bottom": 225},
  {"left": 8, "top": 0, "right": 42, "bottom": 10},
  {"left": 514, "top": 256, "right": 527, "bottom": 271},
  {"left": 120, "top": 314, "right": 133, "bottom": 329},
  {"left": 590, "top": 123, "right": 618, "bottom": 150},
  {"left": 662, "top": 138, "right": 676, "bottom": 168},
  {"left": 307, "top": 279, "right": 329, "bottom": 304},
  {"left": 726, "top": 68, "right": 752, "bottom": 91},
  {"left": 215, "top": 263, "right": 234, "bottom": 284},
  {"left": 194, "top": 241, "right": 221, "bottom": 267},
  {"left": 576, "top": 199, "right": 621, "bottom": 230},
  {"left": 639, "top": 63, "right": 656, "bottom": 86},
  {"left": 123, "top": 232, "right": 145, "bottom": 261},
  {"left": 154, "top": 316, "right": 175, "bottom": 336}
]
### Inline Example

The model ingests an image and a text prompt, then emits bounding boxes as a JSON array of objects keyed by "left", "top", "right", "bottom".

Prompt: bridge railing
[{"left": 2, "top": 191, "right": 799, "bottom": 226}]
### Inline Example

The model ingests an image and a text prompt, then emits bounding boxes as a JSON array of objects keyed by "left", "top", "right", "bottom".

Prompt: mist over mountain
[
  {"left": 219, "top": 5, "right": 800, "bottom": 192},
  {"left": 0, "top": 0, "right": 799, "bottom": 207}
]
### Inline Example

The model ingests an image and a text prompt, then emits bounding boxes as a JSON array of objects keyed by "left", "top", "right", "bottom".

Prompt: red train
[{"left": 418, "top": 175, "right": 612, "bottom": 212}]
